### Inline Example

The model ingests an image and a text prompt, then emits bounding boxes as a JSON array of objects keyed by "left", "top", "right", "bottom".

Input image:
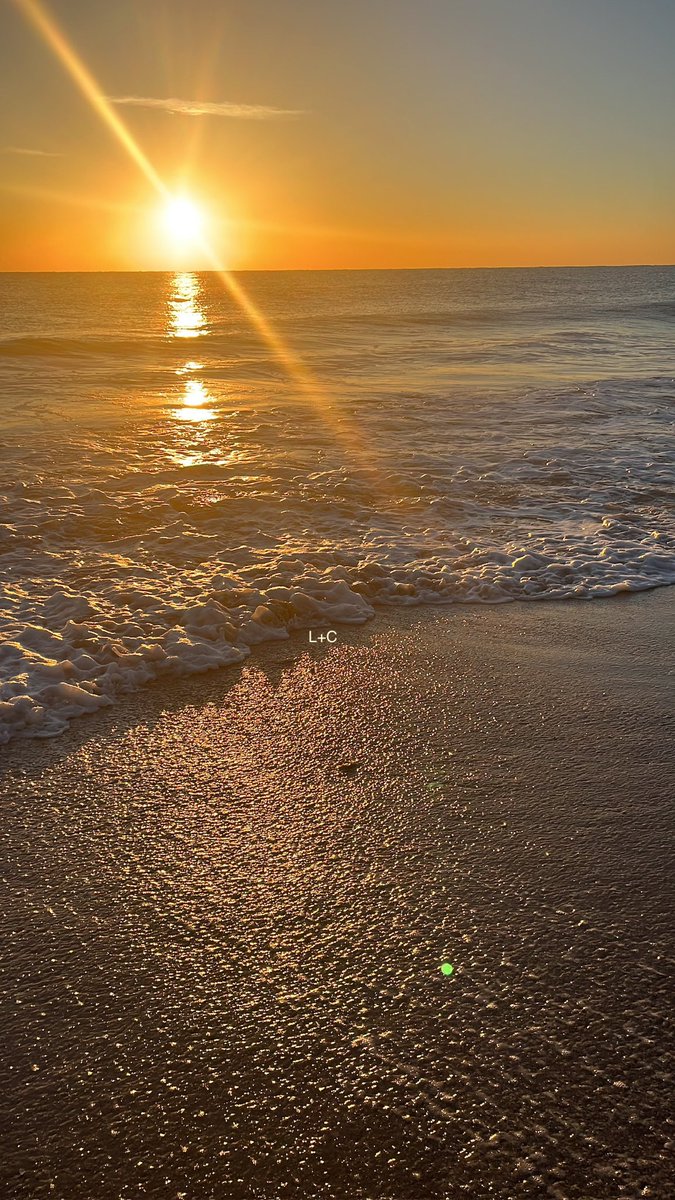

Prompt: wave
[
  {"left": 605, "top": 299, "right": 675, "bottom": 319},
  {"left": 0, "top": 335, "right": 192, "bottom": 360},
  {"left": 300, "top": 299, "right": 675, "bottom": 328},
  {"left": 2, "top": 523, "right": 674, "bottom": 745},
  {"left": 1, "top": 296, "right": 672, "bottom": 361}
]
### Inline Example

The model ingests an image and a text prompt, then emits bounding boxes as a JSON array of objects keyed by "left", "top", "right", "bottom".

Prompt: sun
[
  {"left": 161, "top": 196, "right": 205, "bottom": 248},
  {"left": 149, "top": 193, "right": 232, "bottom": 268}
]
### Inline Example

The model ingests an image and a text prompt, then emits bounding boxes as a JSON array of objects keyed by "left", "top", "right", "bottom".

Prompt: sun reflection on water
[
  {"left": 174, "top": 374, "right": 216, "bottom": 422},
  {"left": 175, "top": 404, "right": 217, "bottom": 423},
  {"left": 175, "top": 377, "right": 216, "bottom": 421},
  {"left": 168, "top": 272, "right": 206, "bottom": 339},
  {"left": 182, "top": 379, "right": 210, "bottom": 407},
  {"left": 167, "top": 273, "right": 217, "bottom": 422}
]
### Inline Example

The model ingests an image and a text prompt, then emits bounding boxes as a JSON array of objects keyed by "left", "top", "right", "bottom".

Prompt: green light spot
[{"left": 440, "top": 962, "right": 454, "bottom": 976}]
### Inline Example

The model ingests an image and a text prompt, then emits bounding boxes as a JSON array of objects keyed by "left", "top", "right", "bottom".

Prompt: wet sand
[{"left": 1, "top": 591, "right": 674, "bottom": 1199}]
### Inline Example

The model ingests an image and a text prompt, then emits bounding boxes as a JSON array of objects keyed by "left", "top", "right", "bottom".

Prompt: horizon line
[{"left": 0, "top": 262, "right": 673, "bottom": 274}]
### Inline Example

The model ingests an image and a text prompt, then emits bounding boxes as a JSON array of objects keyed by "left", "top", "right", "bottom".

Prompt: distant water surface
[{"left": 0, "top": 267, "right": 673, "bottom": 740}]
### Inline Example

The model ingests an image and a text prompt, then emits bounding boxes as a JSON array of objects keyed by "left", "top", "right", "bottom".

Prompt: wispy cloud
[
  {"left": 108, "top": 96, "right": 301, "bottom": 119},
  {"left": 2, "top": 145, "right": 61, "bottom": 157}
]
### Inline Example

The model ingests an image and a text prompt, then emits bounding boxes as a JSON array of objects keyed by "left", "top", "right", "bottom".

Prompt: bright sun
[{"left": 161, "top": 197, "right": 205, "bottom": 247}]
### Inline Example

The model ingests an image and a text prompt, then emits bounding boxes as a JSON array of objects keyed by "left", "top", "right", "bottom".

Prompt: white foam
[{"left": 1, "top": 515, "right": 673, "bottom": 743}]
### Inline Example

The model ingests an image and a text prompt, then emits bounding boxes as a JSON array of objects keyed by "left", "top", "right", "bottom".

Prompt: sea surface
[{"left": 0, "top": 266, "right": 673, "bottom": 742}]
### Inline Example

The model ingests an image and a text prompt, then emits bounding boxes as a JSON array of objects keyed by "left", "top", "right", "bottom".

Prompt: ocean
[{"left": 1, "top": 266, "right": 673, "bottom": 742}]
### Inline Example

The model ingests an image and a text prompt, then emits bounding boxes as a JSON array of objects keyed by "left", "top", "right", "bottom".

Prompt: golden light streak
[
  {"left": 12, "top": 0, "right": 386, "bottom": 491},
  {"left": 201, "top": 244, "right": 386, "bottom": 488},
  {"left": 12, "top": 0, "right": 166, "bottom": 197}
]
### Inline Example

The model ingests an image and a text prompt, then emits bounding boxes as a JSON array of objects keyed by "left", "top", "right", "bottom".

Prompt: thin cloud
[
  {"left": 108, "top": 96, "right": 301, "bottom": 119},
  {"left": 3, "top": 145, "right": 62, "bottom": 157}
]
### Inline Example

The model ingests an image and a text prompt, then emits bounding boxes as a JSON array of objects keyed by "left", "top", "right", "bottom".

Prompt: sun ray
[
  {"left": 199, "top": 242, "right": 386, "bottom": 489},
  {"left": 12, "top": 0, "right": 166, "bottom": 196}
]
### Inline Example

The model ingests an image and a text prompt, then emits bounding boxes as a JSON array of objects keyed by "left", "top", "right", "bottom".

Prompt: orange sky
[{"left": 1, "top": 0, "right": 673, "bottom": 270}]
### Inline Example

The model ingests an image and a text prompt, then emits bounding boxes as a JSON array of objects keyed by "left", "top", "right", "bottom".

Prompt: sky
[{"left": 0, "top": 0, "right": 673, "bottom": 270}]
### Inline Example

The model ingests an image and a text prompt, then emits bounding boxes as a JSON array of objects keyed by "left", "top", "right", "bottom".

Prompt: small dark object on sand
[{"left": 338, "top": 761, "right": 361, "bottom": 775}]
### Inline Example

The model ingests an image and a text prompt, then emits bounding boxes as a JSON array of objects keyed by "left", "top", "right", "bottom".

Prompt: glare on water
[
  {"left": 169, "top": 275, "right": 217, "bottom": 422},
  {"left": 168, "top": 271, "right": 206, "bottom": 339}
]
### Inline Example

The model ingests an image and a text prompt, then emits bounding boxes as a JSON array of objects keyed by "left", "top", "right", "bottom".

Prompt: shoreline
[
  {"left": 2, "top": 583, "right": 674, "bottom": 761},
  {"left": 1, "top": 589, "right": 674, "bottom": 1198}
]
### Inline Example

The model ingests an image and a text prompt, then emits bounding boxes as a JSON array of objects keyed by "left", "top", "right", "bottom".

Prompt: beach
[
  {"left": 1, "top": 590, "right": 673, "bottom": 1199},
  {"left": 1, "top": 1, "right": 674, "bottom": 1194}
]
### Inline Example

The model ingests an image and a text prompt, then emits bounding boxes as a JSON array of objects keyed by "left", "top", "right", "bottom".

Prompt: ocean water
[{"left": 0, "top": 266, "right": 673, "bottom": 742}]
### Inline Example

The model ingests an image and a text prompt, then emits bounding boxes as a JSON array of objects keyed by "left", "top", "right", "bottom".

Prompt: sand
[{"left": 1, "top": 591, "right": 674, "bottom": 1199}]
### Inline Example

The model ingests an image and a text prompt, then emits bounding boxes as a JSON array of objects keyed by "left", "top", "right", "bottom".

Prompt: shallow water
[{"left": 1, "top": 266, "right": 674, "bottom": 741}]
